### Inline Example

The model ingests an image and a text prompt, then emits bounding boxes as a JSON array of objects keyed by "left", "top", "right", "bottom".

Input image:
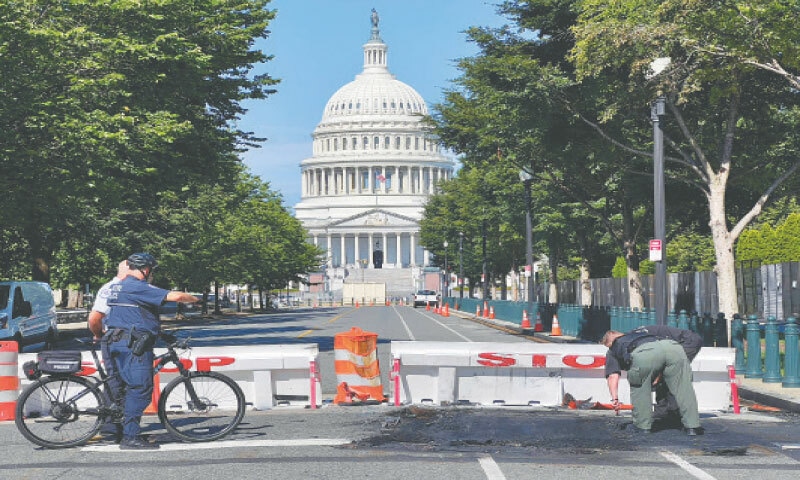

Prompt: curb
[{"left": 738, "top": 386, "right": 800, "bottom": 414}]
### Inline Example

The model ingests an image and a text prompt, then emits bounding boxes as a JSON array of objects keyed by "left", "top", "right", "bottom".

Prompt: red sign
[{"left": 475, "top": 352, "right": 606, "bottom": 369}]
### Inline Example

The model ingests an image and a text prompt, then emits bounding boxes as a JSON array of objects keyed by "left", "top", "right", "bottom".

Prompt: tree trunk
[
  {"left": 709, "top": 182, "right": 739, "bottom": 335},
  {"left": 624, "top": 240, "right": 645, "bottom": 310},
  {"left": 580, "top": 261, "right": 592, "bottom": 306}
]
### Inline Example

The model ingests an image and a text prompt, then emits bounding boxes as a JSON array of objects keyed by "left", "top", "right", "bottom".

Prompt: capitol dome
[{"left": 294, "top": 10, "right": 453, "bottom": 297}]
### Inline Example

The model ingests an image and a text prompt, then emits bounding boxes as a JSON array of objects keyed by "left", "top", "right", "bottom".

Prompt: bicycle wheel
[
  {"left": 15, "top": 375, "right": 105, "bottom": 448},
  {"left": 158, "top": 371, "right": 245, "bottom": 442}
]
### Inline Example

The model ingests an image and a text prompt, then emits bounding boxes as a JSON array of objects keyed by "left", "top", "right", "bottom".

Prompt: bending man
[{"left": 601, "top": 329, "right": 702, "bottom": 436}]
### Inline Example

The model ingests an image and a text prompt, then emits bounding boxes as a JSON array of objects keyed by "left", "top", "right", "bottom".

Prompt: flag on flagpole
[{"left": 376, "top": 173, "right": 386, "bottom": 182}]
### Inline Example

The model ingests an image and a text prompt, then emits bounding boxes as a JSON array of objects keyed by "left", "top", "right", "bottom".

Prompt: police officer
[
  {"left": 629, "top": 325, "right": 703, "bottom": 423},
  {"left": 602, "top": 329, "right": 702, "bottom": 436},
  {"left": 103, "top": 253, "right": 199, "bottom": 450}
]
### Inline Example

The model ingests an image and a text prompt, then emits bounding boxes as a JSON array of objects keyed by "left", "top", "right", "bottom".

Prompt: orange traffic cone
[
  {"left": 144, "top": 373, "right": 160, "bottom": 414},
  {"left": 521, "top": 310, "right": 531, "bottom": 328},
  {"left": 551, "top": 314, "right": 562, "bottom": 336},
  {"left": 483, "top": 301, "right": 489, "bottom": 317},
  {"left": 489, "top": 306, "right": 495, "bottom": 319},
  {"left": 426, "top": 301, "right": 431, "bottom": 311},
  {"left": 534, "top": 311, "right": 543, "bottom": 332},
  {"left": 476, "top": 305, "right": 480, "bottom": 316},
  {"left": 443, "top": 303, "right": 450, "bottom": 317},
  {"left": 355, "top": 301, "right": 360, "bottom": 308}
]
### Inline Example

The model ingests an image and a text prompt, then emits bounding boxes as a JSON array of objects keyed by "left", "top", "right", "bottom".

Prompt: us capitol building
[{"left": 294, "top": 10, "right": 454, "bottom": 299}]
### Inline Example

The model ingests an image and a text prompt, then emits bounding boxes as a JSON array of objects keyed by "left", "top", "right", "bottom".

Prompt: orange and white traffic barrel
[
  {"left": 333, "top": 327, "right": 385, "bottom": 404},
  {"left": 0, "top": 341, "right": 19, "bottom": 421}
]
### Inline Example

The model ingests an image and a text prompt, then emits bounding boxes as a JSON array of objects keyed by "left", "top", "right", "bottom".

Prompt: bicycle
[{"left": 15, "top": 332, "right": 246, "bottom": 449}]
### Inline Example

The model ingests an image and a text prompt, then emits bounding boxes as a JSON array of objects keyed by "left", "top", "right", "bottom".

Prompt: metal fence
[{"left": 555, "top": 262, "right": 800, "bottom": 319}]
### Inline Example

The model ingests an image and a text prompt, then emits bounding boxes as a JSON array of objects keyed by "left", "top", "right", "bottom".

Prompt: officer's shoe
[
  {"left": 629, "top": 425, "right": 651, "bottom": 435},
  {"left": 120, "top": 436, "right": 160, "bottom": 450},
  {"left": 684, "top": 427, "right": 704, "bottom": 436}
]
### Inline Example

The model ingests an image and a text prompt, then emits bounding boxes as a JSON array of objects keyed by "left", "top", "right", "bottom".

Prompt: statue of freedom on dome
[{"left": 371, "top": 8, "right": 379, "bottom": 28}]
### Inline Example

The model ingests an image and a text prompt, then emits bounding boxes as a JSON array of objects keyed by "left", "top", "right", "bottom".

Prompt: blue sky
[{"left": 238, "top": 1, "right": 507, "bottom": 209}]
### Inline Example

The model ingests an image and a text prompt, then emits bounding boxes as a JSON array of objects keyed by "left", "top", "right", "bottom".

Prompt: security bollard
[
  {"left": 677, "top": 310, "right": 689, "bottom": 330},
  {"left": 783, "top": 317, "right": 800, "bottom": 388},
  {"left": 687, "top": 312, "right": 697, "bottom": 333},
  {"left": 667, "top": 310, "right": 677, "bottom": 328},
  {"left": 732, "top": 314, "right": 745, "bottom": 374},
  {"left": 702, "top": 313, "right": 714, "bottom": 347},
  {"left": 763, "top": 316, "right": 782, "bottom": 383},
  {"left": 715, "top": 313, "right": 729, "bottom": 348},
  {"left": 744, "top": 315, "right": 763, "bottom": 379}
]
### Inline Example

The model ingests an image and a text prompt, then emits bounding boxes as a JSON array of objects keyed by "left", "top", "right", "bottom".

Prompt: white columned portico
[{"left": 396, "top": 233, "right": 402, "bottom": 267}]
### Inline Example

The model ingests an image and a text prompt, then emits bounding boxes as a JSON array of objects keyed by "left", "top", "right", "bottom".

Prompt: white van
[{"left": 0, "top": 281, "right": 58, "bottom": 351}]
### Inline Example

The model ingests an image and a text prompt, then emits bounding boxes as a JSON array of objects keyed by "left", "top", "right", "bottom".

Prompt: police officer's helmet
[{"left": 127, "top": 252, "right": 158, "bottom": 271}]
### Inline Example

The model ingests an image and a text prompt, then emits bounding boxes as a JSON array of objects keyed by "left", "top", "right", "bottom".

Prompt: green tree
[
  {"left": 571, "top": 0, "right": 800, "bottom": 319},
  {"left": 0, "top": 0, "right": 278, "bottom": 282}
]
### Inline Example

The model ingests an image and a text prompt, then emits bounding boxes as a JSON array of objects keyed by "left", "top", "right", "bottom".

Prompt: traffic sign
[{"left": 649, "top": 239, "right": 663, "bottom": 262}]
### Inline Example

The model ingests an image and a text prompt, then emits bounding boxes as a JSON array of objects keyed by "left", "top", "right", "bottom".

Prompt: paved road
[{"left": 5, "top": 306, "right": 799, "bottom": 480}]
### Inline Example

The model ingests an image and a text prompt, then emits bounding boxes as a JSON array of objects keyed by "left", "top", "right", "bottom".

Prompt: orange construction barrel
[
  {"left": 0, "top": 341, "right": 20, "bottom": 421},
  {"left": 333, "top": 327, "right": 385, "bottom": 404}
]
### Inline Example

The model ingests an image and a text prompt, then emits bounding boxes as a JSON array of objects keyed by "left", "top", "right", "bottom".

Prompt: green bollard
[
  {"left": 702, "top": 313, "right": 714, "bottom": 347},
  {"left": 715, "top": 313, "right": 729, "bottom": 347},
  {"left": 782, "top": 317, "right": 800, "bottom": 388},
  {"left": 667, "top": 310, "right": 677, "bottom": 328},
  {"left": 744, "top": 315, "right": 763, "bottom": 379},
  {"left": 763, "top": 316, "right": 782, "bottom": 383},
  {"left": 677, "top": 310, "right": 689, "bottom": 330},
  {"left": 732, "top": 314, "right": 745, "bottom": 374}
]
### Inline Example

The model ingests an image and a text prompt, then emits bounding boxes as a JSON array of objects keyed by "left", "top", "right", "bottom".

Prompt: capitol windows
[
  {"left": 405, "top": 137, "right": 411, "bottom": 150},
  {"left": 333, "top": 138, "right": 338, "bottom": 151},
  {"left": 415, "top": 137, "right": 420, "bottom": 150},
  {"left": 391, "top": 101, "right": 396, "bottom": 109},
  {"left": 395, "top": 137, "right": 400, "bottom": 149},
  {"left": 384, "top": 136, "right": 390, "bottom": 149},
  {"left": 342, "top": 138, "right": 347, "bottom": 150},
  {"left": 373, "top": 136, "right": 379, "bottom": 149},
  {"left": 363, "top": 136, "right": 369, "bottom": 149},
  {"left": 326, "top": 139, "right": 330, "bottom": 151},
  {"left": 353, "top": 137, "right": 358, "bottom": 149}
]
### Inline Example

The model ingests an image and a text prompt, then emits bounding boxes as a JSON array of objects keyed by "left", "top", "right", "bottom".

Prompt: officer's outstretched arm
[{"left": 165, "top": 291, "right": 200, "bottom": 304}]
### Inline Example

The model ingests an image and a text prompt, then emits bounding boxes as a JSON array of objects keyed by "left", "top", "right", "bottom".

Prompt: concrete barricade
[
  {"left": 17, "top": 344, "right": 321, "bottom": 410},
  {"left": 390, "top": 341, "right": 735, "bottom": 411}
]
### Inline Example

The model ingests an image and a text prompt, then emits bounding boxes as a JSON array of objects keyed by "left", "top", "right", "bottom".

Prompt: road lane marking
[
  {"left": 660, "top": 450, "right": 717, "bottom": 480},
  {"left": 297, "top": 311, "right": 350, "bottom": 338},
  {"left": 478, "top": 455, "right": 507, "bottom": 480},
  {"left": 392, "top": 306, "right": 416, "bottom": 340},
  {"left": 82, "top": 438, "right": 352, "bottom": 452},
  {"left": 422, "top": 311, "right": 473, "bottom": 342}
]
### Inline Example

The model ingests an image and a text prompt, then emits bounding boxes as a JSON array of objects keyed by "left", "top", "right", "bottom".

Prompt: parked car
[
  {"left": 412, "top": 290, "right": 439, "bottom": 308},
  {"left": 0, "top": 281, "right": 58, "bottom": 351}
]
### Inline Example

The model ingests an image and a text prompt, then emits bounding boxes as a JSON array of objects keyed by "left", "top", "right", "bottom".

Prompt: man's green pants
[{"left": 626, "top": 339, "right": 700, "bottom": 430}]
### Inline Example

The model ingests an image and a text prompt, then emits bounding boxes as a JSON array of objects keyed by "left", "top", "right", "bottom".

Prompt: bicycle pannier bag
[{"left": 37, "top": 351, "right": 82, "bottom": 375}]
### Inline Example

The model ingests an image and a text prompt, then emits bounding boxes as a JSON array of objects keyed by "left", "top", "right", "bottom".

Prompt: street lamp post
[
  {"left": 458, "top": 232, "right": 464, "bottom": 298},
  {"left": 443, "top": 241, "right": 449, "bottom": 297},
  {"left": 648, "top": 57, "right": 671, "bottom": 326},
  {"left": 519, "top": 169, "right": 535, "bottom": 320},
  {"left": 652, "top": 96, "right": 667, "bottom": 326}
]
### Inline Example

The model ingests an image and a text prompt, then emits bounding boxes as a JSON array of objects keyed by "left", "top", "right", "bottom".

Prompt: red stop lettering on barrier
[
  {"left": 159, "top": 358, "right": 193, "bottom": 373},
  {"left": 561, "top": 355, "right": 606, "bottom": 369},
  {"left": 531, "top": 355, "right": 547, "bottom": 368},
  {"left": 477, "top": 353, "right": 516, "bottom": 367},
  {"left": 195, "top": 356, "right": 235, "bottom": 372}
]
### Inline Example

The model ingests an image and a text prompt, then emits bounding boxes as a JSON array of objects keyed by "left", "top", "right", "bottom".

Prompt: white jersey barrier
[
  {"left": 390, "top": 342, "right": 735, "bottom": 411},
  {"left": 17, "top": 344, "right": 322, "bottom": 410}
]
